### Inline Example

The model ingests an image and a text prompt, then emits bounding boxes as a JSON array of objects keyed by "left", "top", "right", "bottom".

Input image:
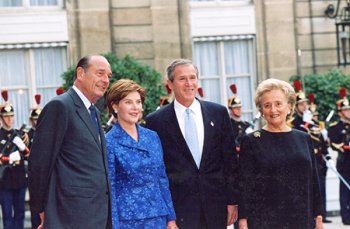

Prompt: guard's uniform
[
  {"left": 230, "top": 119, "right": 251, "bottom": 152},
  {"left": 0, "top": 128, "right": 27, "bottom": 189},
  {"left": 289, "top": 87, "right": 331, "bottom": 223},
  {"left": 27, "top": 94, "right": 42, "bottom": 229},
  {"left": 329, "top": 120, "right": 350, "bottom": 223},
  {"left": 0, "top": 97, "right": 28, "bottom": 229}
]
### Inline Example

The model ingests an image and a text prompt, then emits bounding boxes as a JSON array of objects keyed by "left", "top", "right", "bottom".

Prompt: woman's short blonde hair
[
  {"left": 106, "top": 79, "right": 146, "bottom": 116},
  {"left": 254, "top": 78, "right": 296, "bottom": 120}
]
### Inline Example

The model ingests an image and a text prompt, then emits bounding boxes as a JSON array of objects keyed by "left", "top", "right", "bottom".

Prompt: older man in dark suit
[
  {"left": 28, "top": 55, "right": 112, "bottom": 229},
  {"left": 145, "top": 59, "right": 238, "bottom": 229}
]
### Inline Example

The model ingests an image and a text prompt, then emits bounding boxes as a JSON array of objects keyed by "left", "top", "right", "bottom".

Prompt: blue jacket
[{"left": 106, "top": 122, "right": 176, "bottom": 228}]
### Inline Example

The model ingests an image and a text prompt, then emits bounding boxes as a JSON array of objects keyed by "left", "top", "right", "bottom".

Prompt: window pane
[
  {"left": 193, "top": 37, "right": 256, "bottom": 123},
  {"left": 224, "top": 40, "right": 250, "bottom": 74},
  {"left": 193, "top": 41, "right": 219, "bottom": 77},
  {"left": 0, "top": 47, "right": 67, "bottom": 128},
  {"left": 200, "top": 79, "right": 221, "bottom": 104},
  {"left": 0, "top": 0, "right": 22, "bottom": 7},
  {"left": 0, "top": 50, "right": 30, "bottom": 127},
  {"left": 33, "top": 47, "right": 66, "bottom": 105},
  {"left": 30, "top": 0, "right": 57, "bottom": 6}
]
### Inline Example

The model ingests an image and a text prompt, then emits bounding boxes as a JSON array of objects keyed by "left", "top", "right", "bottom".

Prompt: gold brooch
[{"left": 254, "top": 131, "right": 261, "bottom": 138}]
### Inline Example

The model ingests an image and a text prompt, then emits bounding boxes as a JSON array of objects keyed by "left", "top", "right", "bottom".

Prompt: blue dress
[{"left": 106, "top": 122, "right": 176, "bottom": 229}]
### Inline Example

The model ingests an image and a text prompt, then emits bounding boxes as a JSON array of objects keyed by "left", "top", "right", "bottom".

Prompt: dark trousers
[
  {"left": 339, "top": 172, "right": 350, "bottom": 223},
  {"left": 0, "top": 187, "right": 26, "bottom": 229},
  {"left": 30, "top": 211, "right": 41, "bottom": 229}
]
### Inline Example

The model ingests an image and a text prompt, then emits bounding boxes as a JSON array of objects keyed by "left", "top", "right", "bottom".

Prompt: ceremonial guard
[
  {"left": 28, "top": 94, "right": 41, "bottom": 149},
  {"left": 289, "top": 81, "right": 332, "bottom": 223},
  {"left": 0, "top": 90, "right": 29, "bottom": 229},
  {"left": 228, "top": 84, "right": 251, "bottom": 152},
  {"left": 329, "top": 88, "right": 350, "bottom": 225},
  {"left": 27, "top": 94, "right": 42, "bottom": 229}
]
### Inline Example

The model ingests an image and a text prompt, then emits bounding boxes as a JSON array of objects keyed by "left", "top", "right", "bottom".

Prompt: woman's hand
[
  {"left": 238, "top": 218, "right": 248, "bottom": 229},
  {"left": 315, "top": 215, "right": 324, "bottom": 229},
  {"left": 166, "top": 220, "right": 179, "bottom": 229}
]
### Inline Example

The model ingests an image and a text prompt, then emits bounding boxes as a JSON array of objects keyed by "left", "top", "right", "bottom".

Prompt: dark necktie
[{"left": 89, "top": 105, "right": 100, "bottom": 135}]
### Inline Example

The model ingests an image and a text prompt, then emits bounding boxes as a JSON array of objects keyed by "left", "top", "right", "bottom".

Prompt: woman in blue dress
[{"left": 105, "top": 79, "right": 178, "bottom": 229}]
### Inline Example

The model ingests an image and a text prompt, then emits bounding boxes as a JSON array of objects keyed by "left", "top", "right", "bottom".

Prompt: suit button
[{"left": 105, "top": 191, "right": 109, "bottom": 195}]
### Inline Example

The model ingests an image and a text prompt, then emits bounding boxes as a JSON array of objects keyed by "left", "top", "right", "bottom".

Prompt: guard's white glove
[
  {"left": 303, "top": 110, "right": 314, "bottom": 124},
  {"left": 245, "top": 126, "right": 254, "bottom": 134},
  {"left": 321, "top": 129, "right": 328, "bottom": 141},
  {"left": 325, "top": 158, "right": 336, "bottom": 170},
  {"left": 12, "top": 136, "right": 26, "bottom": 152},
  {"left": 9, "top": 151, "right": 21, "bottom": 164}
]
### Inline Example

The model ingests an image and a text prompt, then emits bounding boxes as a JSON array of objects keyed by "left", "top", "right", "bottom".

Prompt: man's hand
[
  {"left": 37, "top": 212, "right": 44, "bottom": 229},
  {"left": 227, "top": 204, "right": 238, "bottom": 226},
  {"left": 21, "top": 133, "right": 29, "bottom": 146}
]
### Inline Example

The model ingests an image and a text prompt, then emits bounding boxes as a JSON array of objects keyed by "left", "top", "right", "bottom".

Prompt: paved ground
[
  {"left": 225, "top": 216, "right": 349, "bottom": 229},
  {"left": 0, "top": 210, "right": 347, "bottom": 228}
]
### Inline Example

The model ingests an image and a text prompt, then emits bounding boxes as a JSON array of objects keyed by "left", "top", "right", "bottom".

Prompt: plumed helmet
[
  {"left": 30, "top": 94, "right": 42, "bottom": 119},
  {"left": 308, "top": 93, "right": 318, "bottom": 115},
  {"left": 293, "top": 80, "right": 308, "bottom": 104},
  {"left": 0, "top": 90, "right": 14, "bottom": 117},
  {"left": 56, "top": 87, "right": 65, "bottom": 96},
  {"left": 228, "top": 84, "right": 242, "bottom": 108},
  {"left": 337, "top": 88, "right": 350, "bottom": 111}
]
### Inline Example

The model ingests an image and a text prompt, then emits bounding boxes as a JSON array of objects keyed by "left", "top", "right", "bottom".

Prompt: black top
[{"left": 238, "top": 129, "right": 322, "bottom": 229}]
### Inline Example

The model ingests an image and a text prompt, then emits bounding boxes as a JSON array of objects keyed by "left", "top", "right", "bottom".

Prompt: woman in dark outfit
[{"left": 238, "top": 78, "right": 324, "bottom": 229}]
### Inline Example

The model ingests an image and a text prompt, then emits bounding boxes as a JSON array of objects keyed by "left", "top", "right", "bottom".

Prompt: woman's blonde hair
[{"left": 254, "top": 78, "right": 296, "bottom": 120}]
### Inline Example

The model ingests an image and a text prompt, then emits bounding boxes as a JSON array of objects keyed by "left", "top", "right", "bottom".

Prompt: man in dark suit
[
  {"left": 145, "top": 59, "right": 238, "bottom": 229},
  {"left": 28, "top": 54, "right": 112, "bottom": 229}
]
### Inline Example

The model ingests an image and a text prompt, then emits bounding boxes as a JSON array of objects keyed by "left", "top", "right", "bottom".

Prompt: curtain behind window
[
  {"left": 0, "top": 47, "right": 66, "bottom": 128},
  {"left": 30, "top": 0, "right": 57, "bottom": 6},
  {"left": 0, "top": 0, "right": 22, "bottom": 7},
  {"left": 193, "top": 37, "right": 255, "bottom": 121}
]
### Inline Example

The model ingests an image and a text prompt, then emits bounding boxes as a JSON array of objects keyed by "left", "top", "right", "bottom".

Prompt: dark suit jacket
[
  {"left": 145, "top": 99, "right": 238, "bottom": 229},
  {"left": 28, "top": 88, "right": 111, "bottom": 229}
]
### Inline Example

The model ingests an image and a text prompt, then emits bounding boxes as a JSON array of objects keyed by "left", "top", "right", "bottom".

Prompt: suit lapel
[
  {"left": 198, "top": 100, "right": 216, "bottom": 168},
  {"left": 67, "top": 89, "right": 102, "bottom": 150}
]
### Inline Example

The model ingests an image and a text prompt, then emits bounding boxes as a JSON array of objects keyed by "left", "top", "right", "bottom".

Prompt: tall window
[
  {"left": 0, "top": 47, "right": 67, "bottom": 127},
  {"left": 0, "top": 0, "right": 61, "bottom": 7},
  {"left": 193, "top": 36, "right": 256, "bottom": 121}
]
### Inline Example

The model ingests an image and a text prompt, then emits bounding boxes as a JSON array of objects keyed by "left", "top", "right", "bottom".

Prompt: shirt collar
[
  {"left": 72, "top": 85, "right": 92, "bottom": 110},
  {"left": 174, "top": 98, "right": 201, "bottom": 116}
]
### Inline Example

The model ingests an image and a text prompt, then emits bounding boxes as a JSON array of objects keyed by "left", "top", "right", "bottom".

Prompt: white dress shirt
[{"left": 174, "top": 99, "right": 204, "bottom": 155}]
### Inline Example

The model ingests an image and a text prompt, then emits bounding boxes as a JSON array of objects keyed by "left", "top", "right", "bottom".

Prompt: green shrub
[
  {"left": 290, "top": 69, "right": 350, "bottom": 122},
  {"left": 61, "top": 53, "right": 166, "bottom": 123}
]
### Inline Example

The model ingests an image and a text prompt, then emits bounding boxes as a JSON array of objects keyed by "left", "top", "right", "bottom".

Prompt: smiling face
[
  {"left": 112, "top": 91, "right": 142, "bottom": 127},
  {"left": 75, "top": 55, "right": 112, "bottom": 104},
  {"left": 261, "top": 89, "right": 292, "bottom": 130},
  {"left": 167, "top": 64, "right": 198, "bottom": 107}
]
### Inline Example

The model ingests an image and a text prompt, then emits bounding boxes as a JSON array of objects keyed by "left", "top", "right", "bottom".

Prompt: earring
[{"left": 114, "top": 110, "right": 118, "bottom": 114}]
